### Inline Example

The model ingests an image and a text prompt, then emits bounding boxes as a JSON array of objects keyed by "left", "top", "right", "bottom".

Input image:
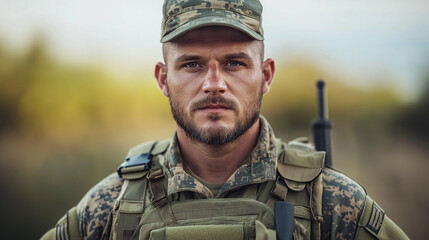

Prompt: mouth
[
  {"left": 198, "top": 104, "right": 231, "bottom": 113},
  {"left": 199, "top": 104, "right": 229, "bottom": 110}
]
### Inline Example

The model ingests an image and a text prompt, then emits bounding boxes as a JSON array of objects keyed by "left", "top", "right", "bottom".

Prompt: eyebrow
[
  {"left": 175, "top": 54, "right": 202, "bottom": 65},
  {"left": 174, "top": 52, "right": 252, "bottom": 65},
  {"left": 224, "top": 52, "right": 252, "bottom": 60}
]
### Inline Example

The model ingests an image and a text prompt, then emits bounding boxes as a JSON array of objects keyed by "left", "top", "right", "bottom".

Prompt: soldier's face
[{"left": 155, "top": 27, "right": 274, "bottom": 145}]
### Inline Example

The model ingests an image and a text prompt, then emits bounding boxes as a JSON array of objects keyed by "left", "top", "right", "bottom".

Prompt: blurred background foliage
[{"left": 0, "top": 37, "right": 428, "bottom": 239}]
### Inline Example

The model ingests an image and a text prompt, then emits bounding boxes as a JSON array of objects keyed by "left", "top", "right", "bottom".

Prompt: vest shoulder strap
[
  {"left": 112, "top": 140, "right": 171, "bottom": 240},
  {"left": 126, "top": 139, "right": 171, "bottom": 158},
  {"left": 117, "top": 140, "right": 170, "bottom": 180}
]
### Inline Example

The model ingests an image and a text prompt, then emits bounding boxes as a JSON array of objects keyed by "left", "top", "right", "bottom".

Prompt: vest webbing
[{"left": 148, "top": 167, "right": 176, "bottom": 225}]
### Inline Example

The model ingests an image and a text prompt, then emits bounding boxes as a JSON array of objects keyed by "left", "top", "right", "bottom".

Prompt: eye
[
  {"left": 185, "top": 62, "right": 200, "bottom": 69},
  {"left": 227, "top": 61, "right": 242, "bottom": 67}
]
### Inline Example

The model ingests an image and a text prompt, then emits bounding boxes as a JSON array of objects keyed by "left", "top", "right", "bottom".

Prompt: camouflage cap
[{"left": 161, "top": 0, "right": 264, "bottom": 43}]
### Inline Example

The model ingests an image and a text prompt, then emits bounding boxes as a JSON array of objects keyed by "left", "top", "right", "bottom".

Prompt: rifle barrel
[
  {"left": 317, "top": 80, "right": 327, "bottom": 119},
  {"left": 312, "top": 80, "right": 332, "bottom": 167}
]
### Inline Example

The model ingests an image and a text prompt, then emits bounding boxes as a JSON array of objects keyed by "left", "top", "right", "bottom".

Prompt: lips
[
  {"left": 197, "top": 104, "right": 232, "bottom": 114},
  {"left": 199, "top": 104, "right": 230, "bottom": 110}
]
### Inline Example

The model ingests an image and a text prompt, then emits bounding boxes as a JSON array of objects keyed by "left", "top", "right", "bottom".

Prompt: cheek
[
  {"left": 230, "top": 72, "right": 262, "bottom": 96},
  {"left": 167, "top": 79, "right": 197, "bottom": 110},
  {"left": 168, "top": 71, "right": 202, "bottom": 93}
]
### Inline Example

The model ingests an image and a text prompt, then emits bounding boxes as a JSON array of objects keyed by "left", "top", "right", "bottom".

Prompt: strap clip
[{"left": 117, "top": 153, "right": 152, "bottom": 178}]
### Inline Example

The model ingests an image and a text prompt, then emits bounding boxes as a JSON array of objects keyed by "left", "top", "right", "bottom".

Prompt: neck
[{"left": 177, "top": 119, "right": 261, "bottom": 184}]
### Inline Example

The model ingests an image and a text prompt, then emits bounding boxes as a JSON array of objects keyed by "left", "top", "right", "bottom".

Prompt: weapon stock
[{"left": 312, "top": 80, "right": 332, "bottom": 167}]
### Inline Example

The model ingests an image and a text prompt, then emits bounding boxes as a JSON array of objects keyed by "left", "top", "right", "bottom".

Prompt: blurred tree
[
  {"left": 262, "top": 59, "right": 403, "bottom": 141},
  {"left": 395, "top": 73, "right": 429, "bottom": 144},
  {"left": 0, "top": 35, "right": 52, "bottom": 134}
]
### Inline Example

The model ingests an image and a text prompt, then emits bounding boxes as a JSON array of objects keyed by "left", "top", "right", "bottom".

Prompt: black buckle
[{"left": 117, "top": 153, "right": 152, "bottom": 178}]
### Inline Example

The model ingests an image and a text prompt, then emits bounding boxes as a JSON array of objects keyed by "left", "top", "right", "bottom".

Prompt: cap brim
[{"left": 161, "top": 15, "right": 264, "bottom": 43}]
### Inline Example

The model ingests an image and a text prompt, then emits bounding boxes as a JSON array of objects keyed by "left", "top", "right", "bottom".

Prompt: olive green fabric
[
  {"left": 354, "top": 196, "right": 410, "bottom": 240},
  {"left": 276, "top": 137, "right": 324, "bottom": 239},
  {"left": 40, "top": 228, "right": 55, "bottom": 240},
  {"left": 40, "top": 207, "right": 81, "bottom": 240},
  {"left": 151, "top": 225, "right": 244, "bottom": 240},
  {"left": 255, "top": 220, "right": 276, "bottom": 240},
  {"left": 111, "top": 141, "right": 172, "bottom": 240},
  {"left": 293, "top": 219, "right": 307, "bottom": 240},
  {"left": 124, "top": 140, "right": 170, "bottom": 162},
  {"left": 278, "top": 146, "right": 325, "bottom": 183},
  {"left": 112, "top": 175, "right": 149, "bottom": 240},
  {"left": 67, "top": 207, "right": 81, "bottom": 240},
  {"left": 119, "top": 201, "right": 145, "bottom": 213},
  {"left": 137, "top": 198, "right": 275, "bottom": 240},
  {"left": 126, "top": 141, "right": 157, "bottom": 158},
  {"left": 309, "top": 169, "right": 323, "bottom": 240}
]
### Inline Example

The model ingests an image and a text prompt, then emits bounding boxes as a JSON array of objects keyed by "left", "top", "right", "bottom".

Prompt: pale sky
[{"left": 1, "top": 0, "right": 428, "bottom": 96}]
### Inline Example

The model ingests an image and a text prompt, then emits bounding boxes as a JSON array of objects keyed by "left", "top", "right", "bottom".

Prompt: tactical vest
[{"left": 110, "top": 138, "right": 325, "bottom": 240}]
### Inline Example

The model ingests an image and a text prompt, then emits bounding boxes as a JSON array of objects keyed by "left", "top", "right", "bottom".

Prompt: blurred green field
[{"left": 0, "top": 39, "right": 428, "bottom": 239}]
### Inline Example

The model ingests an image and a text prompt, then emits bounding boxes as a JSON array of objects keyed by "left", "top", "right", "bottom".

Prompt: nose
[{"left": 202, "top": 63, "right": 226, "bottom": 95}]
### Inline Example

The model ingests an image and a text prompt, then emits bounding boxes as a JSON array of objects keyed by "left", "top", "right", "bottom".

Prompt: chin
[
  {"left": 201, "top": 121, "right": 231, "bottom": 132},
  {"left": 203, "top": 115, "right": 234, "bottom": 126}
]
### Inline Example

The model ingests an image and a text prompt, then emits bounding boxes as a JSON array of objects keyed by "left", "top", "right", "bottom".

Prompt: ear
[
  {"left": 261, "top": 58, "right": 275, "bottom": 94},
  {"left": 154, "top": 62, "right": 169, "bottom": 97}
]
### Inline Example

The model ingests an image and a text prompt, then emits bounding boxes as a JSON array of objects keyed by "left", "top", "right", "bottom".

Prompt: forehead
[{"left": 164, "top": 26, "right": 261, "bottom": 61}]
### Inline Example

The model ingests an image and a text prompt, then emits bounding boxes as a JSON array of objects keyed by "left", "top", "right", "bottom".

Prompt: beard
[{"left": 167, "top": 83, "right": 263, "bottom": 145}]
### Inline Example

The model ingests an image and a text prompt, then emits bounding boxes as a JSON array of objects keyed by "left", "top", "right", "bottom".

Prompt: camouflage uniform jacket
[{"left": 42, "top": 117, "right": 408, "bottom": 240}]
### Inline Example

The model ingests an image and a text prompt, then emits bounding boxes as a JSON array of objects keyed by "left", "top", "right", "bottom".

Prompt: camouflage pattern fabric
[
  {"left": 321, "top": 167, "right": 366, "bottom": 240},
  {"left": 65, "top": 117, "right": 368, "bottom": 240},
  {"left": 76, "top": 173, "right": 123, "bottom": 240},
  {"left": 167, "top": 137, "right": 215, "bottom": 198},
  {"left": 161, "top": 0, "right": 264, "bottom": 42}
]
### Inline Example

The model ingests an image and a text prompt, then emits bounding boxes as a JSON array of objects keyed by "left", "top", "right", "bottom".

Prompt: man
[{"left": 42, "top": 0, "right": 409, "bottom": 239}]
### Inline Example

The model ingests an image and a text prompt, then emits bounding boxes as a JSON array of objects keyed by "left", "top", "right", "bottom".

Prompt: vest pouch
[
  {"left": 150, "top": 225, "right": 244, "bottom": 240},
  {"left": 138, "top": 199, "right": 276, "bottom": 240},
  {"left": 141, "top": 213, "right": 261, "bottom": 240}
]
